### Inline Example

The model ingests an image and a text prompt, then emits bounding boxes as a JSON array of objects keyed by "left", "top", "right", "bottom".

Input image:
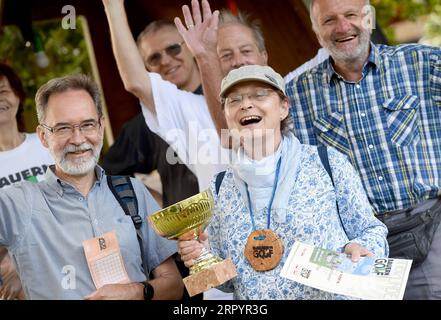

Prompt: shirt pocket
[
  {"left": 430, "top": 54, "right": 441, "bottom": 108},
  {"left": 313, "top": 112, "right": 350, "bottom": 154},
  {"left": 382, "top": 94, "right": 421, "bottom": 147}
]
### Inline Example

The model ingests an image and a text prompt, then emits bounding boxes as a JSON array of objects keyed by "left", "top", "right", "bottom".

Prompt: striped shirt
[{"left": 286, "top": 43, "right": 441, "bottom": 214}]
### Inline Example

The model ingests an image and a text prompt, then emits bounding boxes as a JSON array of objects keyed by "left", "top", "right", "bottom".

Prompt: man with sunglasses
[
  {"left": 103, "top": 0, "right": 328, "bottom": 195},
  {"left": 137, "top": 24, "right": 200, "bottom": 93},
  {"left": 0, "top": 74, "right": 183, "bottom": 299}
]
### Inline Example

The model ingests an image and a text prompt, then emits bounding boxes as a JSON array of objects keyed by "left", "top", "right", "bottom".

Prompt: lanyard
[{"left": 245, "top": 156, "right": 282, "bottom": 233}]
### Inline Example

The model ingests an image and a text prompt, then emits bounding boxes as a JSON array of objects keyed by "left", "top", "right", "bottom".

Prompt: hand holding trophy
[{"left": 148, "top": 190, "right": 237, "bottom": 297}]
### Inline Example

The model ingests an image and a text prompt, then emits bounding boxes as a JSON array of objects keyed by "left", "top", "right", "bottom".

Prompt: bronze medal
[{"left": 244, "top": 229, "right": 284, "bottom": 271}]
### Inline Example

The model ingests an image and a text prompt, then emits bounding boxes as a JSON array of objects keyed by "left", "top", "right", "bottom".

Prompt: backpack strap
[
  {"left": 317, "top": 146, "right": 349, "bottom": 238},
  {"left": 107, "top": 175, "right": 148, "bottom": 277},
  {"left": 215, "top": 171, "right": 226, "bottom": 195}
]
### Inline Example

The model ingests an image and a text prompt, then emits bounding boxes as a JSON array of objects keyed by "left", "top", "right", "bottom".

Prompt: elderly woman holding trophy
[{"left": 150, "top": 65, "right": 388, "bottom": 299}]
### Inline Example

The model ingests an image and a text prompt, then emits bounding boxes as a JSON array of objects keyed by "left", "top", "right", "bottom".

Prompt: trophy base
[{"left": 183, "top": 258, "right": 237, "bottom": 297}]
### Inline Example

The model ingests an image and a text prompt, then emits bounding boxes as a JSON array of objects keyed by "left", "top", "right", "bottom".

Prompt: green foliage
[{"left": 0, "top": 18, "right": 93, "bottom": 132}]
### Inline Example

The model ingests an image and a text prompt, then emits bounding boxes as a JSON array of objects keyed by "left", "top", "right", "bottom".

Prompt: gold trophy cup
[{"left": 147, "top": 190, "right": 237, "bottom": 297}]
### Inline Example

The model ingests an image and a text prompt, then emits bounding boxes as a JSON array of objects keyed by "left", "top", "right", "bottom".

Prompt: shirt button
[
  {"left": 369, "top": 144, "right": 374, "bottom": 149},
  {"left": 361, "top": 112, "right": 366, "bottom": 117},
  {"left": 356, "top": 84, "right": 361, "bottom": 89},
  {"left": 79, "top": 197, "right": 83, "bottom": 201},
  {"left": 378, "top": 176, "right": 384, "bottom": 181}
]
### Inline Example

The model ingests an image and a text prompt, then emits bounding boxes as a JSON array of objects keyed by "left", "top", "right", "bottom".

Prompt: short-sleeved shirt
[
  {"left": 0, "top": 133, "right": 53, "bottom": 189},
  {"left": 0, "top": 166, "right": 176, "bottom": 299}
]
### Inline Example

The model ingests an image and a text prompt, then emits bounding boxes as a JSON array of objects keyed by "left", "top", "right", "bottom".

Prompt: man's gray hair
[
  {"left": 35, "top": 74, "right": 103, "bottom": 124},
  {"left": 219, "top": 9, "right": 266, "bottom": 53}
]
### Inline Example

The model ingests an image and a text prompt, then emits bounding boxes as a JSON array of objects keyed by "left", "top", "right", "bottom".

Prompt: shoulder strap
[
  {"left": 215, "top": 171, "right": 226, "bottom": 195},
  {"left": 317, "top": 146, "right": 349, "bottom": 238},
  {"left": 107, "top": 175, "right": 148, "bottom": 277}
]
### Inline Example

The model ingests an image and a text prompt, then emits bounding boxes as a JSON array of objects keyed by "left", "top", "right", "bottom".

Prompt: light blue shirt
[{"left": 0, "top": 166, "right": 176, "bottom": 299}]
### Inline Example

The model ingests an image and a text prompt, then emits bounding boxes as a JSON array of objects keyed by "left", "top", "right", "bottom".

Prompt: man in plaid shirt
[{"left": 287, "top": 0, "right": 441, "bottom": 299}]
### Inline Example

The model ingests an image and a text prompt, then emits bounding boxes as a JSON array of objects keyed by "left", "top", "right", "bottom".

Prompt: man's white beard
[{"left": 52, "top": 142, "right": 102, "bottom": 176}]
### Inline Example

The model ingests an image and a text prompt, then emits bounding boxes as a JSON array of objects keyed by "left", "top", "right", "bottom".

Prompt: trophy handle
[{"left": 180, "top": 233, "right": 237, "bottom": 297}]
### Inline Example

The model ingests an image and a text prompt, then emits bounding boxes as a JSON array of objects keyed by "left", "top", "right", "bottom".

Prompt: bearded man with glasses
[
  {"left": 0, "top": 74, "right": 183, "bottom": 300},
  {"left": 102, "top": 0, "right": 228, "bottom": 196}
]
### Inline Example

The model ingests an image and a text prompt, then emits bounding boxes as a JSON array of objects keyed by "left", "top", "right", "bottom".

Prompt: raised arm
[
  {"left": 102, "top": 0, "right": 155, "bottom": 113},
  {"left": 175, "top": 0, "right": 227, "bottom": 139}
]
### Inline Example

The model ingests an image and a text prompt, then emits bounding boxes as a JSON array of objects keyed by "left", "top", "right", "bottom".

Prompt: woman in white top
[
  {"left": 0, "top": 63, "right": 52, "bottom": 299},
  {"left": 177, "top": 65, "right": 388, "bottom": 300}
]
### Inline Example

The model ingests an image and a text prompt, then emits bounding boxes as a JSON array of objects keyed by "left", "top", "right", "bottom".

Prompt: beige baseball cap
[{"left": 220, "top": 65, "right": 285, "bottom": 98}]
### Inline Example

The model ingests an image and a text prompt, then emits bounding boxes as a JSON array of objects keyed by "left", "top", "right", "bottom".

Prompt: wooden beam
[{"left": 391, "top": 16, "right": 427, "bottom": 43}]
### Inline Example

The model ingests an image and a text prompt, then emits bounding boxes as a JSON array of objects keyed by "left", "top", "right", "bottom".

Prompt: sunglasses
[{"left": 146, "top": 41, "right": 185, "bottom": 67}]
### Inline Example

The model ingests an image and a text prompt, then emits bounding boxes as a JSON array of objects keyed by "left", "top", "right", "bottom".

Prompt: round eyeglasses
[{"left": 146, "top": 41, "right": 185, "bottom": 67}]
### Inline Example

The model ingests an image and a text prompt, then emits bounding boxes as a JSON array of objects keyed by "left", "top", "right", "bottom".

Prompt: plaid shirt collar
[{"left": 323, "top": 42, "right": 380, "bottom": 84}]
